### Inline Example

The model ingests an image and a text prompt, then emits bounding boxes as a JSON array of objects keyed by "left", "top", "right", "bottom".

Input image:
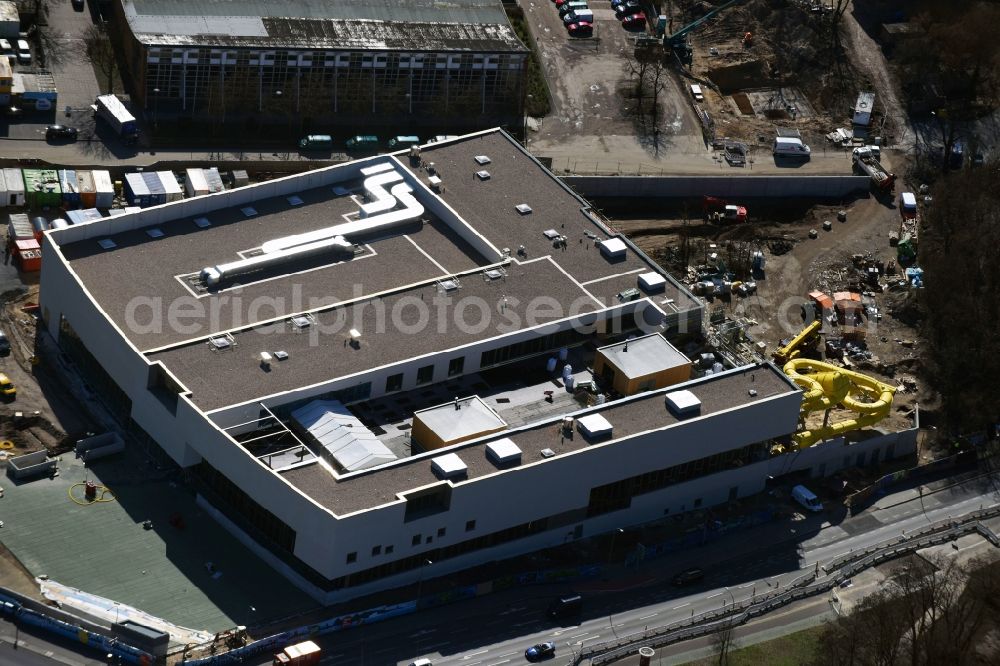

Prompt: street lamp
[
  {"left": 152, "top": 88, "right": 159, "bottom": 130},
  {"left": 723, "top": 586, "right": 736, "bottom": 610},
  {"left": 415, "top": 558, "right": 433, "bottom": 604},
  {"left": 607, "top": 528, "right": 624, "bottom": 569}
]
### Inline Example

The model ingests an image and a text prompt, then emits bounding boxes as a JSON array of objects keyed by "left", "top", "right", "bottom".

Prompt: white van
[
  {"left": 408, "top": 659, "right": 433, "bottom": 666},
  {"left": 773, "top": 137, "right": 811, "bottom": 159},
  {"left": 563, "top": 9, "right": 594, "bottom": 24},
  {"left": 791, "top": 485, "right": 823, "bottom": 512}
]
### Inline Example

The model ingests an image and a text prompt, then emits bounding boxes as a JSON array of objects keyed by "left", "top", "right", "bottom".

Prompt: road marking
[
  {"left": 499, "top": 606, "right": 526, "bottom": 615},
  {"left": 498, "top": 652, "right": 517, "bottom": 658},
  {"left": 487, "top": 660, "right": 511, "bottom": 666},
  {"left": 569, "top": 632, "right": 590, "bottom": 638},
  {"left": 708, "top": 592, "right": 723, "bottom": 599},
  {"left": 464, "top": 649, "right": 489, "bottom": 658},
  {"left": 409, "top": 629, "right": 437, "bottom": 637},
  {"left": 673, "top": 602, "right": 690, "bottom": 609},
  {"left": 512, "top": 620, "right": 535, "bottom": 627},
  {"left": 639, "top": 612, "right": 658, "bottom": 619},
  {"left": 739, "top": 583, "right": 754, "bottom": 588}
]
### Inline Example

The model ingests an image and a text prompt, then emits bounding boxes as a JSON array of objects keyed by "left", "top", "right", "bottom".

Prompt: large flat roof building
[
  {"left": 38, "top": 130, "right": 915, "bottom": 607},
  {"left": 110, "top": 0, "right": 528, "bottom": 135}
]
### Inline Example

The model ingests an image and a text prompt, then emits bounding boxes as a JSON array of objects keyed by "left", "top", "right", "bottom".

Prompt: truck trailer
[
  {"left": 93, "top": 95, "right": 139, "bottom": 143},
  {"left": 273, "top": 640, "right": 321, "bottom": 666}
]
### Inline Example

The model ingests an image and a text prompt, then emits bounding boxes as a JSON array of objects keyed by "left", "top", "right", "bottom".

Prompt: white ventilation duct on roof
[{"left": 200, "top": 165, "right": 425, "bottom": 287}]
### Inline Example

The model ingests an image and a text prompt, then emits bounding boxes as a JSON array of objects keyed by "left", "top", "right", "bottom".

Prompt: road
[
  {"left": 0, "top": 614, "right": 107, "bottom": 665},
  {"left": 240, "top": 476, "right": 999, "bottom": 666}
]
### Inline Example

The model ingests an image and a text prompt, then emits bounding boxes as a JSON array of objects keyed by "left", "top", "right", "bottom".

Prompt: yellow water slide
[{"left": 783, "top": 359, "right": 896, "bottom": 448}]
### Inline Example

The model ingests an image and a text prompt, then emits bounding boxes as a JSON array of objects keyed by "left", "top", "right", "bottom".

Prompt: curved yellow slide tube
[{"left": 783, "top": 359, "right": 896, "bottom": 448}]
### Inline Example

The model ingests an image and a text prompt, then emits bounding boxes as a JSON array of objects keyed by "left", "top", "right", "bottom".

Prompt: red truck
[
  {"left": 273, "top": 640, "right": 321, "bottom": 666},
  {"left": 702, "top": 196, "right": 748, "bottom": 224}
]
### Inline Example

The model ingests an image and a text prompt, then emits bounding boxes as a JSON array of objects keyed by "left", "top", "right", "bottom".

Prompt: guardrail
[{"left": 575, "top": 503, "right": 1000, "bottom": 665}]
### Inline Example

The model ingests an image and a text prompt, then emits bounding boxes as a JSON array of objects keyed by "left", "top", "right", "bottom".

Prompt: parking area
[{"left": 1, "top": 0, "right": 105, "bottom": 149}]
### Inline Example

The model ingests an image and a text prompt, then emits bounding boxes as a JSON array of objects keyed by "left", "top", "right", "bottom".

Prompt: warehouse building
[
  {"left": 38, "top": 130, "right": 915, "bottom": 604},
  {"left": 109, "top": 0, "right": 529, "bottom": 135}
]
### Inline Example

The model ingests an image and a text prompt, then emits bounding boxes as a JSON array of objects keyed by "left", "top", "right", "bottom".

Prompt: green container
[{"left": 22, "top": 169, "right": 63, "bottom": 209}]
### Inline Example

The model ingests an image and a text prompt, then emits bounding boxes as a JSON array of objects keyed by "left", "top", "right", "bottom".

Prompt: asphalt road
[
  {"left": 238, "top": 478, "right": 999, "bottom": 666},
  {"left": 0, "top": 614, "right": 107, "bottom": 665}
]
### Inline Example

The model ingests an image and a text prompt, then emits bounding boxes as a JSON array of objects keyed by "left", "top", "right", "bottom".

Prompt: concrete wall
[{"left": 563, "top": 176, "right": 872, "bottom": 200}]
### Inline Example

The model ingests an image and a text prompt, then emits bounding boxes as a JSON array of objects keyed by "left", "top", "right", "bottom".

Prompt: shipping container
[
  {"left": 66, "top": 208, "right": 103, "bottom": 225},
  {"left": 77, "top": 171, "right": 96, "bottom": 209},
  {"left": 204, "top": 167, "right": 226, "bottom": 193},
  {"left": 92, "top": 170, "right": 114, "bottom": 208},
  {"left": 141, "top": 171, "right": 166, "bottom": 206},
  {"left": 59, "top": 169, "right": 80, "bottom": 208},
  {"left": 184, "top": 168, "right": 209, "bottom": 197},
  {"left": 2, "top": 168, "right": 25, "bottom": 207},
  {"left": 7, "top": 213, "right": 33, "bottom": 241},
  {"left": 22, "top": 169, "right": 62, "bottom": 209},
  {"left": 15, "top": 238, "right": 41, "bottom": 272},
  {"left": 124, "top": 173, "right": 151, "bottom": 207},
  {"left": 157, "top": 171, "right": 183, "bottom": 202}
]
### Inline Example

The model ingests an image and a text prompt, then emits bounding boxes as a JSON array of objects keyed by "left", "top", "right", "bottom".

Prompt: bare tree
[
  {"left": 84, "top": 23, "right": 118, "bottom": 95},
  {"left": 711, "top": 617, "right": 738, "bottom": 666}
]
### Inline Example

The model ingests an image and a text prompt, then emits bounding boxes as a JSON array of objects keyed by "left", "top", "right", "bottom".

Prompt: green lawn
[{"left": 684, "top": 625, "right": 825, "bottom": 666}]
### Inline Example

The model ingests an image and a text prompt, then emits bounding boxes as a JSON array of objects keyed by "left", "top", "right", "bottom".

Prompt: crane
[{"left": 659, "top": 0, "right": 747, "bottom": 65}]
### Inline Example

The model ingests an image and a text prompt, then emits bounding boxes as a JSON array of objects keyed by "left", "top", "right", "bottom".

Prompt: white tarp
[{"left": 291, "top": 399, "right": 396, "bottom": 472}]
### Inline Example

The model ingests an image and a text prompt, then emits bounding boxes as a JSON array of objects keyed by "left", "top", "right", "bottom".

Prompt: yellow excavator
[
  {"left": 772, "top": 320, "right": 822, "bottom": 366},
  {"left": 782, "top": 359, "right": 896, "bottom": 449}
]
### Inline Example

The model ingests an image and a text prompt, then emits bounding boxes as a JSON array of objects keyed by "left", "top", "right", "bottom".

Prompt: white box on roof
[
  {"left": 577, "top": 413, "right": 613, "bottom": 440},
  {"left": 486, "top": 438, "right": 522, "bottom": 467},
  {"left": 599, "top": 238, "right": 628, "bottom": 259},
  {"left": 665, "top": 390, "right": 701, "bottom": 416},
  {"left": 432, "top": 453, "right": 468, "bottom": 479},
  {"left": 638, "top": 272, "right": 667, "bottom": 292}
]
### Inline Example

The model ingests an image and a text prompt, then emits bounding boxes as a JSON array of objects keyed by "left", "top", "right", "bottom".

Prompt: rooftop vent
[
  {"left": 577, "top": 413, "right": 613, "bottom": 440},
  {"left": 97, "top": 238, "right": 117, "bottom": 250},
  {"left": 241, "top": 206, "right": 258, "bottom": 217},
  {"left": 274, "top": 350, "right": 289, "bottom": 360},
  {"left": 287, "top": 195, "right": 304, "bottom": 206},
  {"left": 540, "top": 448, "right": 555, "bottom": 458},
  {"left": 665, "top": 390, "right": 701, "bottom": 417},
  {"left": 475, "top": 170, "right": 491, "bottom": 181},
  {"left": 208, "top": 333, "right": 236, "bottom": 351},
  {"left": 486, "top": 438, "right": 522, "bottom": 467},
  {"left": 409, "top": 146, "right": 421, "bottom": 159},
  {"left": 543, "top": 229, "right": 561, "bottom": 240},
  {"left": 431, "top": 453, "right": 468, "bottom": 480},
  {"left": 193, "top": 217, "right": 212, "bottom": 228},
  {"left": 290, "top": 314, "right": 315, "bottom": 330},
  {"left": 474, "top": 155, "right": 491, "bottom": 165},
  {"left": 145, "top": 228, "right": 165, "bottom": 239},
  {"left": 484, "top": 268, "right": 505, "bottom": 281},
  {"left": 438, "top": 278, "right": 461, "bottom": 292},
  {"left": 515, "top": 203, "right": 532, "bottom": 215},
  {"left": 428, "top": 175, "right": 443, "bottom": 191}
]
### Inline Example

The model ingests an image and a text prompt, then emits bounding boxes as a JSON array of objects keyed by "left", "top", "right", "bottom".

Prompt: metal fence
[{"left": 575, "top": 503, "right": 1000, "bottom": 665}]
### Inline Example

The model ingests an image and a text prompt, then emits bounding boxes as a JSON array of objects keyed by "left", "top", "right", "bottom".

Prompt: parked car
[
  {"left": 16, "top": 39, "right": 30, "bottom": 64},
  {"left": 562, "top": 9, "right": 594, "bottom": 24},
  {"left": 524, "top": 642, "right": 555, "bottom": 662},
  {"left": 559, "top": 1, "right": 589, "bottom": 18},
  {"left": 298, "top": 134, "right": 333, "bottom": 150},
  {"left": 621, "top": 11, "right": 647, "bottom": 29},
  {"left": 72, "top": 0, "right": 85, "bottom": 9},
  {"left": 566, "top": 21, "right": 594, "bottom": 38},
  {"left": 671, "top": 567, "right": 705, "bottom": 586},
  {"left": 46, "top": 125, "right": 79, "bottom": 141},
  {"left": 614, "top": 0, "right": 642, "bottom": 16},
  {"left": 0, "top": 329, "right": 10, "bottom": 356},
  {"left": 690, "top": 84, "right": 704, "bottom": 102}
]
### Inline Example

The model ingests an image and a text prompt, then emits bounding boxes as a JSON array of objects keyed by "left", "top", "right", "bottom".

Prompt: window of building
[
  {"left": 385, "top": 373, "right": 403, "bottom": 393},
  {"left": 425, "top": 536, "right": 433, "bottom": 544},
  {"left": 372, "top": 545, "right": 382, "bottom": 556},
  {"left": 693, "top": 498, "right": 702, "bottom": 508},
  {"left": 346, "top": 552, "right": 357, "bottom": 564},
  {"left": 447, "top": 357, "right": 464, "bottom": 377},
  {"left": 728, "top": 486, "right": 738, "bottom": 501},
  {"left": 465, "top": 520, "right": 476, "bottom": 532},
  {"left": 416, "top": 364, "right": 434, "bottom": 385},
  {"left": 412, "top": 534, "right": 421, "bottom": 546},
  {"left": 385, "top": 545, "right": 394, "bottom": 555},
  {"left": 437, "top": 527, "right": 446, "bottom": 538}
]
